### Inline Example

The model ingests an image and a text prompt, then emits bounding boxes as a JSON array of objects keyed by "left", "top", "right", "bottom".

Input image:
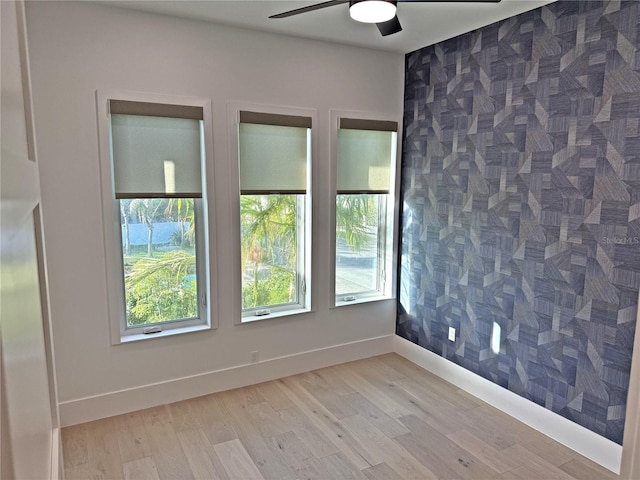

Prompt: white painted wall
[{"left": 25, "top": 1, "right": 404, "bottom": 424}]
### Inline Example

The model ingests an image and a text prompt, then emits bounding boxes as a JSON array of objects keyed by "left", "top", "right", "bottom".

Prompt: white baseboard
[
  {"left": 394, "top": 335, "right": 623, "bottom": 474},
  {"left": 59, "top": 334, "right": 395, "bottom": 427}
]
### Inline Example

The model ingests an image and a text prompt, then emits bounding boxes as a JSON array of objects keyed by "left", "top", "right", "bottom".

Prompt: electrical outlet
[
  {"left": 250, "top": 351, "right": 259, "bottom": 363},
  {"left": 448, "top": 327, "right": 456, "bottom": 342}
]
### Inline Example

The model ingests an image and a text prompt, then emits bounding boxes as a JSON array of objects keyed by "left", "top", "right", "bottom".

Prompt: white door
[{"left": 1, "top": 1, "right": 60, "bottom": 478}]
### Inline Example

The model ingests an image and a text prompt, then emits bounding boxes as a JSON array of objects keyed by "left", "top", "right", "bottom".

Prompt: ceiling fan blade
[
  {"left": 269, "top": 0, "right": 350, "bottom": 19},
  {"left": 377, "top": 15, "right": 402, "bottom": 36}
]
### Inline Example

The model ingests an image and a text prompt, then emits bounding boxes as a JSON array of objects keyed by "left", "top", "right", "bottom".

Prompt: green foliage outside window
[
  {"left": 122, "top": 198, "right": 199, "bottom": 326},
  {"left": 126, "top": 250, "right": 198, "bottom": 325},
  {"left": 336, "top": 194, "right": 378, "bottom": 251},
  {"left": 241, "top": 267, "right": 295, "bottom": 310},
  {"left": 240, "top": 194, "right": 298, "bottom": 310},
  {"left": 122, "top": 193, "right": 377, "bottom": 325}
]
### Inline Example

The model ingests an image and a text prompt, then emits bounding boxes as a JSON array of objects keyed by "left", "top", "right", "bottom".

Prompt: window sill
[
  {"left": 333, "top": 294, "right": 393, "bottom": 309},
  {"left": 241, "top": 306, "right": 311, "bottom": 324},
  {"left": 119, "top": 323, "right": 211, "bottom": 344}
]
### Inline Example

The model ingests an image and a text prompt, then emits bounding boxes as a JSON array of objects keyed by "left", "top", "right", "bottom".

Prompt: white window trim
[
  {"left": 329, "top": 109, "right": 401, "bottom": 308},
  {"left": 96, "top": 90, "right": 217, "bottom": 344},
  {"left": 228, "top": 102, "right": 317, "bottom": 324}
]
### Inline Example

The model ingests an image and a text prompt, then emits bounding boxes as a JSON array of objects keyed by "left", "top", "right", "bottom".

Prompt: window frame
[
  {"left": 229, "top": 102, "right": 316, "bottom": 324},
  {"left": 330, "top": 110, "right": 400, "bottom": 308},
  {"left": 96, "top": 90, "right": 216, "bottom": 344}
]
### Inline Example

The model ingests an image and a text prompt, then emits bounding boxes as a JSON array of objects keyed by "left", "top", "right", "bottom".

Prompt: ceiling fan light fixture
[{"left": 349, "top": 0, "right": 397, "bottom": 24}]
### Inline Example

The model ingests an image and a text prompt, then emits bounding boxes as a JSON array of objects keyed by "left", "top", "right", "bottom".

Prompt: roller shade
[
  {"left": 337, "top": 118, "right": 397, "bottom": 194},
  {"left": 239, "top": 111, "right": 311, "bottom": 195},
  {"left": 109, "top": 100, "right": 204, "bottom": 199}
]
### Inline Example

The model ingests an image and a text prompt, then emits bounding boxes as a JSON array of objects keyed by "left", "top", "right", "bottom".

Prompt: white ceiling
[{"left": 99, "top": 0, "right": 554, "bottom": 54}]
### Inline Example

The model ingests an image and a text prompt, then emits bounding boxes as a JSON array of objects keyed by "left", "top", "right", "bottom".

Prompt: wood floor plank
[
  {"left": 318, "top": 452, "right": 369, "bottom": 480},
  {"left": 222, "top": 384, "right": 266, "bottom": 408},
  {"left": 352, "top": 363, "right": 470, "bottom": 436},
  {"left": 63, "top": 462, "right": 90, "bottom": 480},
  {"left": 558, "top": 458, "right": 619, "bottom": 480},
  {"left": 297, "top": 458, "right": 336, "bottom": 480},
  {"left": 349, "top": 356, "right": 407, "bottom": 383},
  {"left": 122, "top": 456, "right": 160, "bottom": 480},
  {"left": 270, "top": 431, "right": 334, "bottom": 479},
  {"left": 245, "top": 401, "right": 291, "bottom": 438},
  {"left": 373, "top": 353, "right": 420, "bottom": 372},
  {"left": 84, "top": 417, "right": 123, "bottom": 479},
  {"left": 463, "top": 401, "right": 569, "bottom": 461},
  {"left": 502, "top": 444, "right": 575, "bottom": 479},
  {"left": 218, "top": 388, "right": 298, "bottom": 480},
  {"left": 446, "top": 429, "right": 521, "bottom": 474},
  {"left": 341, "top": 392, "right": 410, "bottom": 438},
  {"left": 191, "top": 394, "right": 238, "bottom": 445},
  {"left": 206, "top": 446, "right": 233, "bottom": 480},
  {"left": 277, "top": 375, "right": 374, "bottom": 470},
  {"left": 347, "top": 365, "right": 428, "bottom": 418},
  {"left": 309, "top": 366, "right": 358, "bottom": 396},
  {"left": 297, "top": 371, "right": 359, "bottom": 419},
  {"left": 169, "top": 396, "right": 206, "bottom": 433},
  {"left": 328, "top": 363, "right": 412, "bottom": 419},
  {"left": 462, "top": 402, "right": 576, "bottom": 467},
  {"left": 397, "top": 414, "right": 504, "bottom": 479},
  {"left": 458, "top": 406, "right": 517, "bottom": 450},
  {"left": 269, "top": 430, "right": 312, "bottom": 466},
  {"left": 395, "top": 373, "right": 465, "bottom": 413},
  {"left": 61, "top": 423, "right": 88, "bottom": 468},
  {"left": 140, "top": 405, "right": 195, "bottom": 480},
  {"left": 255, "top": 380, "right": 296, "bottom": 411},
  {"left": 362, "top": 462, "right": 404, "bottom": 480},
  {"left": 115, "top": 411, "right": 153, "bottom": 464},
  {"left": 213, "top": 439, "right": 265, "bottom": 480},
  {"left": 393, "top": 376, "right": 471, "bottom": 435},
  {"left": 341, "top": 414, "right": 438, "bottom": 479},
  {"left": 378, "top": 354, "right": 479, "bottom": 410},
  {"left": 517, "top": 434, "right": 577, "bottom": 467},
  {"left": 61, "top": 354, "right": 618, "bottom": 480},
  {"left": 511, "top": 424, "right": 578, "bottom": 466},
  {"left": 503, "top": 465, "right": 546, "bottom": 479},
  {"left": 177, "top": 428, "right": 229, "bottom": 480},
  {"left": 277, "top": 405, "right": 340, "bottom": 458}
]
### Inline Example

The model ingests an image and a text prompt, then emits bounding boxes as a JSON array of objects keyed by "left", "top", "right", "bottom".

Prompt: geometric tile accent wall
[{"left": 397, "top": 0, "right": 640, "bottom": 445}]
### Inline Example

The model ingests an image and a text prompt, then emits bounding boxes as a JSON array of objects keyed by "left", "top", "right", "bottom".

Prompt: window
[
  {"left": 98, "top": 94, "right": 212, "bottom": 342},
  {"left": 237, "top": 110, "right": 312, "bottom": 320},
  {"left": 334, "top": 117, "right": 397, "bottom": 305}
]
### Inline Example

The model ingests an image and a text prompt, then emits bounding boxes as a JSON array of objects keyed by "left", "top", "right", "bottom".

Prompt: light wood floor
[{"left": 62, "top": 354, "right": 619, "bottom": 479}]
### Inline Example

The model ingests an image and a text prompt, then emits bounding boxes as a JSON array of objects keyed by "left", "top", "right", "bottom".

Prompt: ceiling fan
[{"left": 270, "top": 0, "right": 502, "bottom": 37}]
